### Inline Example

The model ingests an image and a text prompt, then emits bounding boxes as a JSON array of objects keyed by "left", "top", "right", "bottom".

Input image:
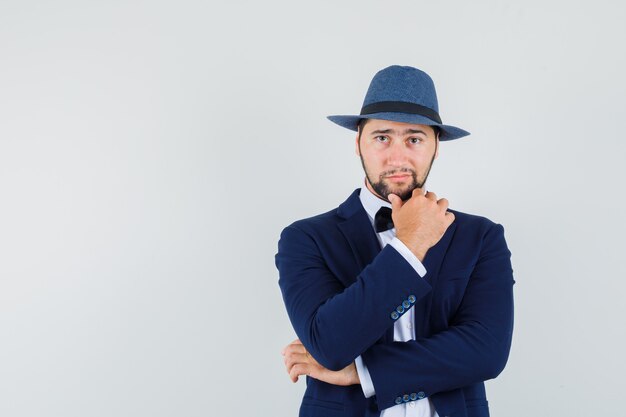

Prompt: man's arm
[
  {"left": 276, "top": 224, "right": 432, "bottom": 371},
  {"left": 361, "top": 223, "right": 514, "bottom": 410}
]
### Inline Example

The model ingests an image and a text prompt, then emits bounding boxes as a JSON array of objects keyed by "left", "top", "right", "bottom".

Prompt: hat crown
[{"left": 362, "top": 65, "right": 439, "bottom": 113}]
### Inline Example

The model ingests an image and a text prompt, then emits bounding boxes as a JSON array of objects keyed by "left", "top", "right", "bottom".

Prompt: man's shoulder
[
  {"left": 283, "top": 206, "right": 343, "bottom": 237},
  {"left": 280, "top": 189, "right": 361, "bottom": 236},
  {"left": 448, "top": 208, "right": 493, "bottom": 224},
  {"left": 448, "top": 208, "right": 502, "bottom": 232}
]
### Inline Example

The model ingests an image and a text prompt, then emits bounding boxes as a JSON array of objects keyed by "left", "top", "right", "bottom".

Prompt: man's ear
[
  {"left": 434, "top": 136, "right": 440, "bottom": 159},
  {"left": 355, "top": 133, "right": 361, "bottom": 156}
]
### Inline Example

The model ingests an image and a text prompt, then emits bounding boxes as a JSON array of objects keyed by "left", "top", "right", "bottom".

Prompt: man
[{"left": 276, "top": 65, "right": 514, "bottom": 417}]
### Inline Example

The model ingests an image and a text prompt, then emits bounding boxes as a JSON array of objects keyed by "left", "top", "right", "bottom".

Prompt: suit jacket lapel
[
  {"left": 336, "top": 190, "right": 391, "bottom": 342},
  {"left": 335, "top": 190, "right": 380, "bottom": 267}
]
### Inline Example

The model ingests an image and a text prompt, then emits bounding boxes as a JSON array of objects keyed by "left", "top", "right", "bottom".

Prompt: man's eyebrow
[{"left": 369, "top": 128, "right": 429, "bottom": 135}]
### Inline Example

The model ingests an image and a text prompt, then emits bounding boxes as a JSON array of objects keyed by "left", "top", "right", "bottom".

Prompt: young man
[{"left": 276, "top": 65, "right": 514, "bottom": 417}]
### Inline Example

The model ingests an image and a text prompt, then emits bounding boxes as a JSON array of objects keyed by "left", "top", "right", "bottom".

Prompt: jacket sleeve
[
  {"left": 276, "top": 224, "right": 432, "bottom": 371},
  {"left": 360, "top": 223, "right": 515, "bottom": 410}
]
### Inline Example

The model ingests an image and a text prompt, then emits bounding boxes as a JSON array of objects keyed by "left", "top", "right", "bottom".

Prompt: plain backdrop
[{"left": 1, "top": 1, "right": 625, "bottom": 416}]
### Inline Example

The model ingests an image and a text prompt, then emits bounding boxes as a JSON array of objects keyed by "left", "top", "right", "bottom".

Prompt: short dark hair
[{"left": 357, "top": 118, "right": 370, "bottom": 133}]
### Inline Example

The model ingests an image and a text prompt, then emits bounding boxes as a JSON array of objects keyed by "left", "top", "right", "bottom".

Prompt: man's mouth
[{"left": 385, "top": 174, "right": 411, "bottom": 181}]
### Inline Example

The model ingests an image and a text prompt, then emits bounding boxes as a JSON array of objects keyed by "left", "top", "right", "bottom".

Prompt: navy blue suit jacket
[{"left": 276, "top": 189, "right": 514, "bottom": 417}]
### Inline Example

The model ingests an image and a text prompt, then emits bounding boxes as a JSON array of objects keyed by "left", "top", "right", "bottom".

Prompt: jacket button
[
  {"left": 402, "top": 300, "right": 411, "bottom": 309},
  {"left": 395, "top": 396, "right": 403, "bottom": 405},
  {"left": 408, "top": 295, "right": 417, "bottom": 303},
  {"left": 402, "top": 394, "right": 410, "bottom": 402},
  {"left": 417, "top": 391, "right": 426, "bottom": 399},
  {"left": 396, "top": 305, "right": 405, "bottom": 314},
  {"left": 391, "top": 311, "right": 400, "bottom": 320},
  {"left": 410, "top": 392, "right": 417, "bottom": 401}
]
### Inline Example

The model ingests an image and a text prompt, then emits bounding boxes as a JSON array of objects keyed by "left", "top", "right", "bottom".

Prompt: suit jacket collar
[{"left": 337, "top": 188, "right": 365, "bottom": 220}]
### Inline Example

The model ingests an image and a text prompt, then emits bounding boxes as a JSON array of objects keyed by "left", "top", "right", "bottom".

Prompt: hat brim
[{"left": 327, "top": 112, "right": 470, "bottom": 141}]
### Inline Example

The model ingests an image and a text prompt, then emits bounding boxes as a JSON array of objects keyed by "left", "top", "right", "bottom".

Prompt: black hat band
[{"left": 360, "top": 101, "right": 442, "bottom": 124}]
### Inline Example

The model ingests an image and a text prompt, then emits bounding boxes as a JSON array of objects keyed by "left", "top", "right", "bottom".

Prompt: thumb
[{"left": 388, "top": 193, "right": 402, "bottom": 212}]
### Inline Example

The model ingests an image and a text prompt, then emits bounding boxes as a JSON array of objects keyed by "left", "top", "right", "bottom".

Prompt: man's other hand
[{"left": 281, "top": 339, "right": 360, "bottom": 386}]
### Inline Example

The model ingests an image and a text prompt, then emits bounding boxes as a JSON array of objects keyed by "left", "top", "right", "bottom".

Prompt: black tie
[{"left": 374, "top": 207, "right": 394, "bottom": 232}]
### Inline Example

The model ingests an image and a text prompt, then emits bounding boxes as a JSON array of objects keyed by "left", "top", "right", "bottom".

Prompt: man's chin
[
  {"left": 386, "top": 185, "right": 417, "bottom": 201},
  {"left": 369, "top": 179, "right": 420, "bottom": 201},
  {"left": 382, "top": 189, "right": 412, "bottom": 202}
]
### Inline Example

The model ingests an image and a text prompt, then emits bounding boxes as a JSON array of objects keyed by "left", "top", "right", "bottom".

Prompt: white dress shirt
[{"left": 354, "top": 185, "right": 439, "bottom": 417}]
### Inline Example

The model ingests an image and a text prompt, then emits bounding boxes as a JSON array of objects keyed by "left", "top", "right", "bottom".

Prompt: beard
[
  {"left": 358, "top": 143, "right": 438, "bottom": 202},
  {"left": 365, "top": 167, "right": 424, "bottom": 202}
]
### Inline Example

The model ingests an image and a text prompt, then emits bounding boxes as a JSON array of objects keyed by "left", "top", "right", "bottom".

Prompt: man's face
[{"left": 356, "top": 119, "right": 439, "bottom": 202}]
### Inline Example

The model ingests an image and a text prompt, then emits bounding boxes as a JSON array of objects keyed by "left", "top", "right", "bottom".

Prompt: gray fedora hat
[{"left": 327, "top": 65, "right": 470, "bottom": 141}]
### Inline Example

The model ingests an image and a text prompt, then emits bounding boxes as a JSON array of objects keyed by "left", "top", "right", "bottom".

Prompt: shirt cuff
[
  {"left": 389, "top": 237, "right": 427, "bottom": 277},
  {"left": 355, "top": 355, "right": 375, "bottom": 398}
]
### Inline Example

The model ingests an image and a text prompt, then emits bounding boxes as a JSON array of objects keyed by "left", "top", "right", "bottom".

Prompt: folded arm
[{"left": 276, "top": 225, "right": 432, "bottom": 371}]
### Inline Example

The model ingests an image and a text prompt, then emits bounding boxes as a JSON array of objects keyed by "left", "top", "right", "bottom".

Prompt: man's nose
[{"left": 385, "top": 140, "right": 409, "bottom": 166}]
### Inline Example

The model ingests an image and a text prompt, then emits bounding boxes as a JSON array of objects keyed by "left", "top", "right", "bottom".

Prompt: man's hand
[
  {"left": 281, "top": 339, "right": 360, "bottom": 386},
  {"left": 388, "top": 189, "right": 455, "bottom": 261}
]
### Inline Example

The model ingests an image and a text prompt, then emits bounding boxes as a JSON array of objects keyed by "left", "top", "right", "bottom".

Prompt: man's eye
[
  {"left": 408, "top": 137, "right": 423, "bottom": 144},
  {"left": 375, "top": 136, "right": 389, "bottom": 143}
]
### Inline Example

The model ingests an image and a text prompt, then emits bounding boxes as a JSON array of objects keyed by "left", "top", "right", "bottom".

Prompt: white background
[{"left": 1, "top": 1, "right": 625, "bottom": 416}]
